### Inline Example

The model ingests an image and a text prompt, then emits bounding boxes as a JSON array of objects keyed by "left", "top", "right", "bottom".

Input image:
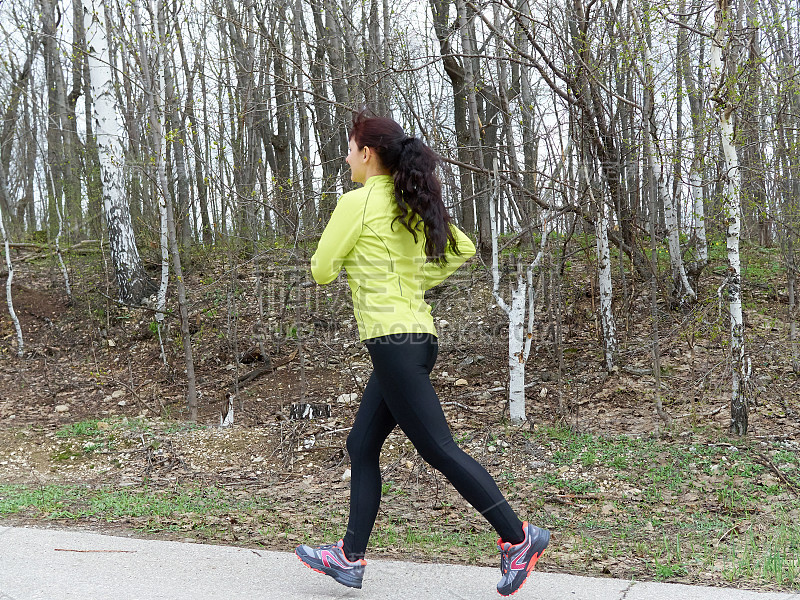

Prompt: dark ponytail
[{"left": 349, "top": 111, "right": 460, "bottom": 266}]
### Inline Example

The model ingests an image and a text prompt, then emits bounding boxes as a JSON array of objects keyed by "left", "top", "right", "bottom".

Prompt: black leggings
[{"left": 341, "top": 333, "right": 524, "bottom": 561}]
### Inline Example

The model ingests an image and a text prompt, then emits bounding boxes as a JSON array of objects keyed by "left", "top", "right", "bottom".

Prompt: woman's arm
[
  {"left": 310, "top": 193, "right": 365, "bottom": 284},
  {"left": 422, "top": 224, "right": 476, "bottom": 290}
]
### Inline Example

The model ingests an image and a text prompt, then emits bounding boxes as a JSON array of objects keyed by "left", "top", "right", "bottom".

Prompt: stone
[
  {"left": 54, "top": 405, "right": 69, "bottom": 413},
  {"left": 454, "top": 378, "right": 468, "bottom": 386},
  {"left": 111, "top": 390, "right": 125, "bottom": 399}
]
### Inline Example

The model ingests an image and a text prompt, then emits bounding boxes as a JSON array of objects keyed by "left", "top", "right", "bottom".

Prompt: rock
[
  {"left": 438, "top": 319, "right": 450, "bottom": 328},
  {"left": 54, "top": 405, "right": 69, "bottom": 413},
  {"left": 117, "top": 400, "right": 127, "bottom": 407},
  {"left": 454, "top": 378, "right": 468, "bottom": 386},
  {"left": 336, "top": 393, "right": 358, "bottom": 404},
  {"left": 111, "top": 390, "right": 125, "bottom": 399},
  {"left": 342, "top": 468, "right": 351, "bottom": 481}
]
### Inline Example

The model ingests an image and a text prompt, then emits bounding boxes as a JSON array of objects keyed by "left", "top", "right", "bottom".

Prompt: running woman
[{"left": 295, "top": 112, "right": 549, "bottom": 597}]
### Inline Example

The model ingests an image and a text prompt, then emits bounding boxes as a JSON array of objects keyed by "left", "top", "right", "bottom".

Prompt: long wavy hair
[{"left": 348, "top": 111, "right": 460, "bottom": 266}]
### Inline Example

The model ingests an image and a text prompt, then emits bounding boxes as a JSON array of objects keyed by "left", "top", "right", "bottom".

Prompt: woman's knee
[
  {"left": 346, "top": 427, "right": 382, "bottom": 464},
  {"left": 414, "top": 436, "right": 461, "bottom": 471},
  {"left": 346, "top": 428, "right": 363, "bottom": 460}
]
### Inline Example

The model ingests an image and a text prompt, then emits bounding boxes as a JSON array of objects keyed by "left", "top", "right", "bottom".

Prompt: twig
[
  {"left": 441, "top": 401, "right": 486, "bottom": 414},
  {"left": 754, "top": 451, "right": 800, "bottom": 495},
  {"left": 717, "top": 523, "right": 751, "bottom": 546},
  {"left": 228, "top": 348, "right": 298, "bottom": 392}
]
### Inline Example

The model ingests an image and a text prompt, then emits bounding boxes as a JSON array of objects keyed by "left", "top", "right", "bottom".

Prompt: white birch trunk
[
  {"left": 156, "top": 88, "right": 170, "bottom": 370},
  {"left": 489, "top": 166, "right": 549, "bottom": 424},
  {"left": 136, "top": 0, "right": 198, "bottom": 420},
  {"left": 583, "top": 164, "right": 617, "bottom": 371},
  {"left": 506, "top": 267, "right": 527, "bottom": 424},
  {"left": 652, "top": 158, "right": 696, "bottom": 302},
  {"left": 0, "top": 204, "right": 23, "bottom": 357},
  {"left": 45, "top": 168, "right": 73, "bottom": 301},
  {"left": 84, "top": 0, "right": 151, "bottom": 304},
  {"left": 633, "top": 6, "right": 696, "bottom": 303},
  {"left": 689, "top": 167, "right": 708, "bottom": 265},
  {"left": 596, "top": 196, "right": 617, "bottom": 372},
  {"left": 54, "top": 189, "right": 72, "bottom": 301},
  {"left": 711, "top": 0, "right": 749, "bottom": 435}
]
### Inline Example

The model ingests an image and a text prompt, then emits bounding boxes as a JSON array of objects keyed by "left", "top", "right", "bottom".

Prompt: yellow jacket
[{"left": 311, "top": 175, "right": 476, "bottom": 341}]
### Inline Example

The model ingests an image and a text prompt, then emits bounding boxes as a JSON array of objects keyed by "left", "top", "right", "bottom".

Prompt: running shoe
[
  {"left": 496, "top": 521, "right": 550, "bottom": 596},
  {"left": 295, "top": 539, "right": 366, "bottom": 589}
]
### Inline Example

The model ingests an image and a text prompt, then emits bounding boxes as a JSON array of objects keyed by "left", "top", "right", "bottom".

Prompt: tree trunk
[
  {"left": 0, "top": 197, "right": 23, "bottom": 357},
  {"left": 294, "top": 0, "right": 315, "bottom": 231},
  {"left": 456, "top": 0, "right": 490, "bottom": 252},
  {"left": 429, "top": 0, "right": 476, "bottom": 232},
  {"left": 271, "top": 15, "right": 295, "bottom": 238},
  {"left": 161, "top": 26, "right": 193, "bottom": 253},
  {"left": 711, "top": 0, "right": 749, "bottom": 435},
  {"left": 85, "top": 0, "right": 153, "bottom": 305},
  {"left": 585, "top": 163, "right": 617, "bottom": 371},
  {"left": 135, "top": 0, "right": 198, "bottom": 420},
  {"left": 633, "top": 5, "right": 695, "bottom": 303},
  {"left": 489, "top": 172, "right": 550, "bottom": 424},
  {"left": 739, "top": 0, "right": 770, "bottom": 247},
  {"left": 681, "top": 0, "right": 708, "bottom": 285},
  {"left": 0, "top": 36, "right": 38, "bottom": 233},
  {"left": 175, "top": 23, "right": 213, "bottom": 245},
  {"left": 309, "top": 0, "right": 341, "bottom": 222}
]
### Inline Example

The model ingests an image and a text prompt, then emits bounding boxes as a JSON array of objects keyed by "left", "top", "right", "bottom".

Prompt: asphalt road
[{"left": 0, "top": 526, "right": 797, "bottom": 600}]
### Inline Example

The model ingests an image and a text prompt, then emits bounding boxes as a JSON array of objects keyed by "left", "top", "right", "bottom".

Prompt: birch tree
[
  {"left": 0, "top": 172, "right": 23, "bottom": 357},
  {"left": 84, "top": 0, "right": 153, "bottom": 305},
  {"left": 710, "top": 0, "right": 750, "bottom": 435},
  {"left": 679, "top": 0, "right": 709, "bottom": 284},
  {"left": 583, "top": 163, "right": 618, "bottom": 371},
  {"left": 134, "top": 0, "right": 199, "bottom": 420},
  {"left": 489, "top": 163, "right": 550, "bottom": 424},
  {"left": 632, "top": 4, "right": 696, "bottom": 304}
]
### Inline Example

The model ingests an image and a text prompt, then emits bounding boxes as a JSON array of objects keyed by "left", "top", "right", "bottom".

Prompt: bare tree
[
  {"left": 84, "top": 0, "right": 153, "bottom": 305},
  {"left": 134, "top": 0, "right": 198, "bottom": 419},
  {"left": 710, "top": 0, "right": 750, "bottom": 435}
]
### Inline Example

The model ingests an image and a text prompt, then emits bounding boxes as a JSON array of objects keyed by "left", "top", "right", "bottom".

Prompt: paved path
[{"left": 0, "top": 526, "right": 796, "bottom": 600}]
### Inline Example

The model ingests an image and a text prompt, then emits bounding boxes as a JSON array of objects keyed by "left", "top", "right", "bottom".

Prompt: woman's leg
[
  {"left": 365, "top": 333, "right": 525, "bottom": 545},
  {"left": 340, "top": 371, "right": 397, "bottom": 561}
]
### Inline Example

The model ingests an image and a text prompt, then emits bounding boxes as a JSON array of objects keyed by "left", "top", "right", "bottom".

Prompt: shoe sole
[
  {"left": 498, "top": 527, "right": 550, "bottom": 597},
  {"left": 294, "top": 549, "right": 364, "bottom": 589}
]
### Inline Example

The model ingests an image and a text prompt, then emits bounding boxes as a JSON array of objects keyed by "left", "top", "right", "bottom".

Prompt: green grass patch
[
  {"left": 522, "top": 425, "right": 800, "bottom": 589},
  {"left": 0, "top": 484, "right": 274, "bottom": 522}
]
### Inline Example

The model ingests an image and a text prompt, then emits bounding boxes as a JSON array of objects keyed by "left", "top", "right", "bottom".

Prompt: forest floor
[{"left": 0, "top": 239, "right": 798, "bottom": 592}]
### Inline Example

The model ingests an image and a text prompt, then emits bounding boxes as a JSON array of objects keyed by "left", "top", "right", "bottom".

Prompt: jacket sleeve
[
  {"left": 422, "top": 224, "right": 476, "bottom": 290},
  {"left": 310, "top": 192, "right": 365, "bottom": 284}
]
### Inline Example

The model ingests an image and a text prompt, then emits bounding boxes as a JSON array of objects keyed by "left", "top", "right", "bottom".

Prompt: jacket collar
[{"left": 363, "top": 174, "right": 393, "bottom": 187}]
